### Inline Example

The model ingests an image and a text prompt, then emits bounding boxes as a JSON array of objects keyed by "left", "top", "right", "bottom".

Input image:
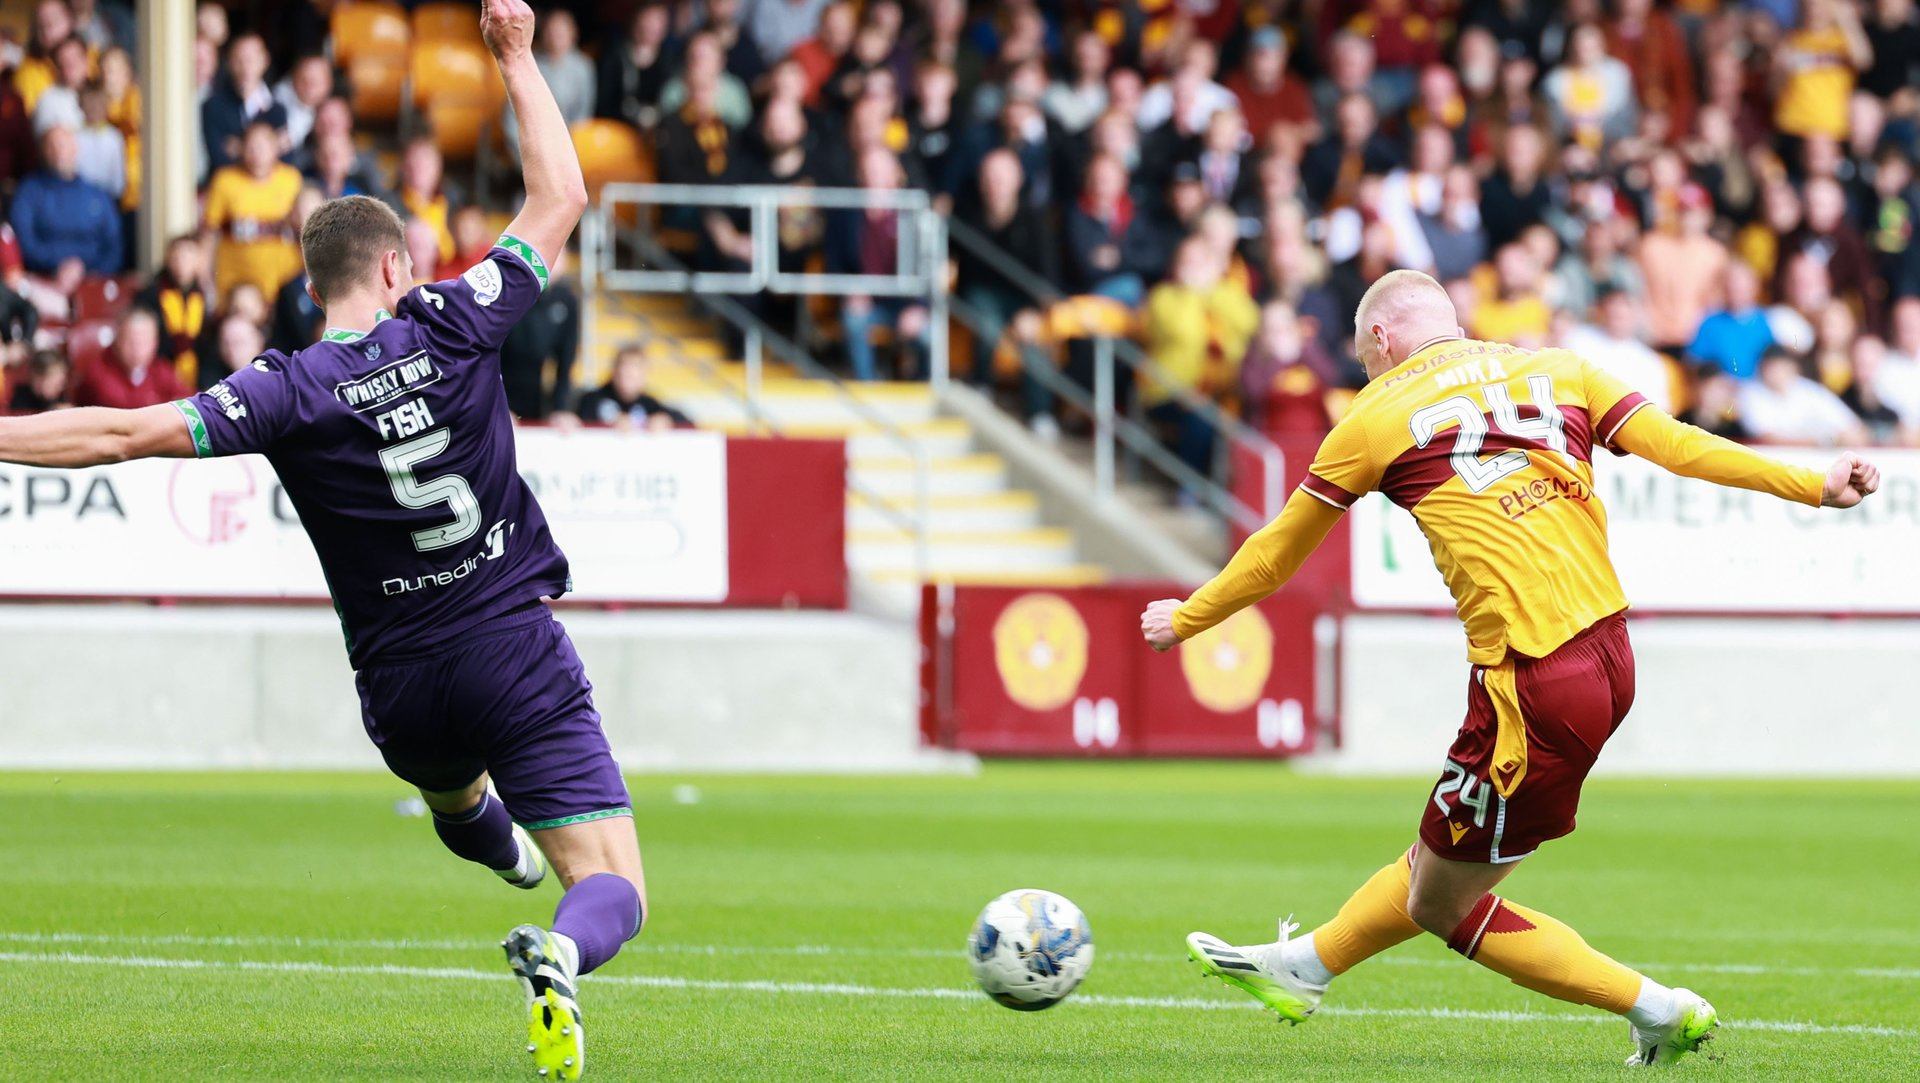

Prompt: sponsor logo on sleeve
[
  {"left": 462, "top": 258, "right": 504, "bottom": 308},
  {"left": 207, "top": 381, "right": 248, "bottom": 421},
  {"left": 333, "top": 350, "right": 444, "bottom": 413}
]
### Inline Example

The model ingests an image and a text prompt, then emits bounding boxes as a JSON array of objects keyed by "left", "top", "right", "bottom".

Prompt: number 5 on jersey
[
  {"left": 380, "top": 429, "right": 481, "bottom": 551},
  {"left": 1408, "top": 375, "right": 1568, "bottom": 493}
]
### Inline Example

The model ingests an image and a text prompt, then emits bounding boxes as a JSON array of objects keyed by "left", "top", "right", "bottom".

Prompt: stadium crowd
[{"left": 2, "top": 0, "right": 1919, "bottom": 473}]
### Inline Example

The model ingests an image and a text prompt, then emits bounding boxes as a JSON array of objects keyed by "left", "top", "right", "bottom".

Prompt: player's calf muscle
[{"left": 535, "top": 817, "right": 646, "bottom": 899}]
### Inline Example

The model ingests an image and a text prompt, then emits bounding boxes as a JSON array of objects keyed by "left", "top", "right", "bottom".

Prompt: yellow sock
[
  {"left": 1311, "top": 847, "right": 1423, "bottom": 975},
  {"left": 1448, "top": 894, "right": 1643, "bottom": 1014}
]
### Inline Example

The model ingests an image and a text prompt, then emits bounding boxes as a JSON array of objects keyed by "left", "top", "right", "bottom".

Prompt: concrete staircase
[{"left": 584, "top": 293, "right": 1106, "bottom": 610}]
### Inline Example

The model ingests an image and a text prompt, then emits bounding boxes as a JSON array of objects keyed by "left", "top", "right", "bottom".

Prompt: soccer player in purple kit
[{"left": 0, "top": 3, "right": 632, "bottom": 1078}]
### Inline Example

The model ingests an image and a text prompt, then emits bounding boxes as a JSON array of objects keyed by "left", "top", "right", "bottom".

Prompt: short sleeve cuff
[
  {"left": 495, "top": 233, "right": 551, "bottom": 291},
  {"left": 173, "top": 399, "right": 212, "bottom": 458},
  {"left": 1597, "top": 392, "right": 1651, "bottom": 452},
  {"left": 1300, "top": 472, "right": 1359, "bottom": 510}
]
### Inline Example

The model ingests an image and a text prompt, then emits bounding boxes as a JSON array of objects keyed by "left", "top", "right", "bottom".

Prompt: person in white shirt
[
  {"left": 275, "top": 55, "right": 333, "bottom": 152},
  {"left": 1737, "top": 348, "right": 1869, "bottom": 446},
  {"left": 1875, "top": 296, "right": 1920, "bottom": 428},
  {"left": 1136, "top": 40, "right": 1237, "bottom": 132},
  {"left": 1565, "top": 287, "right": 1675, "bottom": 412}
]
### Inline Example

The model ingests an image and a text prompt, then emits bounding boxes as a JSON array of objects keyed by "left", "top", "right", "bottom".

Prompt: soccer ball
[{"left": 967, "top": 888, "right": 1094, "bottom": 1010}]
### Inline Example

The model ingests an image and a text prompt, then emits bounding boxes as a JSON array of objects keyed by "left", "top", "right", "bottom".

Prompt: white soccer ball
[{"left": 967, "top": 888, "right": 1094, "bottom": 1010}]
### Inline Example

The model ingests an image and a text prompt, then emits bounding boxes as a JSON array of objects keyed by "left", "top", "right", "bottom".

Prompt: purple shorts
[{"left": 354, "top": 603, "right": 632, "bottom": 831}]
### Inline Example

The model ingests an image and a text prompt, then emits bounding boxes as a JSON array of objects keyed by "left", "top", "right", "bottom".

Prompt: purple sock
[
  {"left": 553, "top": 873, "right": 642, "bottom": 974},
  {"left": 431, "top": 793, "right": 519, "bottom": 872}
]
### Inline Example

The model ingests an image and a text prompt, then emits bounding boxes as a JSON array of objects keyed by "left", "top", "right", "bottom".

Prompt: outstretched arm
[
  {"left": 484, "top": 0, "right": 589, "bottom": 269},
  {"left": 0, "top": 404, "right": 195, "bottom": 467},
  {"left": 1609, "top": 406, "right": 1879, "bottom": 508},
  {"left": 1141, "top": 488, "right": 1346, "bottom": 651}
]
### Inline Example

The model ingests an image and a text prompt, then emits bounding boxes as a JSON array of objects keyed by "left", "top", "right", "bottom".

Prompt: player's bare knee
[{"left": 1406, "top": 888, "right": 1465, "bottom": 937}]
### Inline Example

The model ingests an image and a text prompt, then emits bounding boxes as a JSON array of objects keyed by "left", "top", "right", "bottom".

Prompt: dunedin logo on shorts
[
  {"left": 1179, "top": 607, "right": 1274, "bottom": 714},
  {"left": 463, "top": 258, "right": 504, "bottom": 308},
  {"left": 992, "top": 592, "right": 1090, "bottom": 712}
]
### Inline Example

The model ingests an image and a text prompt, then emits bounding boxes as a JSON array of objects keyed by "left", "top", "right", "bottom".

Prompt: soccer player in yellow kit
[{"left": 1142, "top": 271, "right": 1881, "bottom": 1067}]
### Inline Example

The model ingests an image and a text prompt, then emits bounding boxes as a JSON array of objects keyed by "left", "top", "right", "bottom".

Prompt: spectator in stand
[
  {"left": 307, "top": 131, "right": 377, "bottom": 201},
  {"left": 1738, "top": 347, "right": 1869, "bottom": 446},
  {"left": 1481, "top": 123, "right": 1552, "bottom": 250},
  {"left": 742, "top": 0, "right": 830, "bottom": 68},
  {"left": 1227, "top": 27, "right": 1314, "bottom": 150},
  {"left": 906, "top": 60, "right": 961, "bottom": 204},
  {"left": 1545, "top": 22, "right": 1637, "bottom": 153},
  {"left": 1376, "top": 123, "right": 1453, "bottom": 273},
  {"left": 955, "top": 149, "right": 1057, "bottom": 435},
  {"left": 209, "top": 313, "right": 265, "bottom": 386},
  {"left": 830, "top": 147, "right": 929, "bottom": 380},
  {"left": 0, "top": 59, "right": 36, "bottom": 187},
  {"left": 596, "top": 3, "right": 675, "bottom": 130},
  {"left": 395, "top": 137, "right": 458, "bottom": 268},
  {"left": 1043, "top": 28, "right": 1109, "bottom": 136},
  {"left": 202, "top": 120, "right": 301, "bottom": 299},
  {"left": 1311, "top": 31, "right": 1391, "bottom": 130},
  {"left": 439, "top": 205, "right": 497, "bottom": 279},
  {"left": 294, "top": 96, "right": 379, "bottom": 182},
  {"left": 500, "top": 252, "right": 580, "bottom": 419},
  {"left": 404, "top": 217, "right": 441, "bottom": 285},
  {"left": 15, "top": 0, "right": 78, "bottom": 114},
  {"left": 32, "top": 35, "right": 89, "bottom": 135},
  {"left": 1604, "top": 0, "right": 1694, "bottom": 137},
  {"left": 1866, "top": 144, "right": 1920, "bottom": 299},
  {"left": 1138, "top": 40, "right": 1236, "bottom": 133},
  {"left": 0, "top": 264, "right": 37, "bottom": 361},
  {"left": 1301, "top": 93, "right": 1401, "bottom": 209},
  {"left": 506, "top": 9, "right": 594, "bottom": 157},
  {"left": 69, "top": 0, "right": 132, "bottom": 51},
  {"left": 274, "top": 55, "right": 333, "bottom": 152},
  {"left": 1772, "top": 0, "right": 1871, "bottom": 142},
  {"left": 1239, "top": 300, "right": 1339, "bottom": 439},
  {"left": 269, "top": 188, "right": 325, "bottom": 353},
  {"left": 1470, "top": 241, "right": 1553, "bottom": 348},
  {"left": 1418, "top": 164, "right": 1487, "bottom": 281},
  {"left": 72, "top": 307, "right": 181, "bottom": 409},
  {"left": 1845, "top": 335, "right": 1915, "bottom": 443},
  {"left": 1683, "top": 365, "right": 1751, "bottom": 439},
  {"left": 1064, "top": 153, "right": 1148, "bottom": 306},
  {"left": 791, "top": 1, "right": 855, "bottom": 109},
  {"left": 135, "top": 233, "right": 210, "bottom": 388},
  {"left": 1141, "top": 236, "right": 1259, "bottom": 496},
  {"left": 9, "top": 349, "right": 70, "bottom": 412},
  {"left": 1780, "top": 176, "right": 1878, "bottom": 329},
  {"left": 1689, "top": 261, "right": 1775, "bottom": 379},
  {"left": 73, "top": 83, "right": 125, "bottom": 201},
  {"left": 12, "top": 124, "right": 122, "bottom": 278},
  {"left": 1640, "top": 183, "right": 1728, "bottom": 350},
  {"left": 662, "top": 31, "right": 752, "bottom": 129},
  {"left": 1877, "top": 296, "right": 1920, "bottom": 429},
  {"left": 201, "top": 33, "right": 285, "bottom": 175},
  {"left": 566, "top": 345, "right": 692, "bottom": 430},
  {"left": 1193, "top": 108, "right": 1254, "bottom": 211},
  {"left": 1862, "top": 0, "right": 1920, "bottom": 107},
  {"left": 656, "top": 75, "right": 736, "bottom": 188},
  {"left": 1567, "top": 286, "right": 1675, "bottom": 412}
]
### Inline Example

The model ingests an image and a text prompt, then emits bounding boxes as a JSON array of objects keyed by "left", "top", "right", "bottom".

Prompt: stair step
[
  {"left": 847, "top": 491, "right": 1040, "bottom": 532},
  {"left": 700, "top": 418, "right": 973, "bottom": 458},
  {"left": 861, "top": 564, "right": 1109, "bottom": 587}
]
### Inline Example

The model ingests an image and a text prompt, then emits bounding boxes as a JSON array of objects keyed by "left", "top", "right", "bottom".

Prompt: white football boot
[
  {"left": 1625, "top": 988, "right": 1719, "bottom": 1067},
  {"left": 496, "top": 822, "right": 549, "bottom": 890},
  {"left": 504, "top": 924, "right": 584, "bottom": 1079},
  {"left": 1185, "top": 918, "right": 1327, "bottom": 1024}
]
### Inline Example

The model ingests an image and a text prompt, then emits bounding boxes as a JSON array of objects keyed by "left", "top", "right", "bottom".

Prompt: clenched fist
[
  {"left": 1821, "top": 452, "right": 1881, "bottom": 509},
  {"left": 1141, "top": 599, "right": 1183, "bottom": 653},
  {"left": 480, "top": 0, "right": 535, "bottom": 60}
]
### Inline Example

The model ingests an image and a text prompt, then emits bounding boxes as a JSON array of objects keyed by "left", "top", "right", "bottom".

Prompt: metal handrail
[
  {"left": 583, "top": 203, "right": 933, "bottom": 577},
  {"left": 944, "top": 217, "right": 1284, "bottom": 528}
]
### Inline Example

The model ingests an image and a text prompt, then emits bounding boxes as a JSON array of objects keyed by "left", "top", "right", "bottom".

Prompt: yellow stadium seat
[
  {"left": 410, "top": 39, "right": 502, "bottom": 111},
  {"left": 1045, "top": 295, "right": 1137, "bottom": 340},
  {"left": 332, "top": 0, "right": 410, "bottom": 66},
  {"left": 349, "top": 56, "right": 407, "bottom": 124},
  {"left": 428, "top": 99, "right": 493, "bottom": 161},
  {"left": 571, "top": 119, "right": 652, "bottom": 200},
  {"left": 412, "top": 2, "right": 483, "bottom": 45}
]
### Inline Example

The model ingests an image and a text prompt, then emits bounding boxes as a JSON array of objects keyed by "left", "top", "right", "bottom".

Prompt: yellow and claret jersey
[
  {"left": 205, "top": 163, "right": 304, "bottom": 299},
  {"left": 1174, "top": 336, "right": 1826, "bottom": 664}
]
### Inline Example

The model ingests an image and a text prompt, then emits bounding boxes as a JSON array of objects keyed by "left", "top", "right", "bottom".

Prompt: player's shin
[
  {"left": 552, "top": 872, "right": 644, "bottom": 975},
  {"left": 432, "top": 792, "right": 522, "bottom": 872},
  {"left": 1306, "top": 846, "right": 1423, "bottom": 979},
  {"left": 1446, "top": 893, "right": 1645, "bottom": 1014}
]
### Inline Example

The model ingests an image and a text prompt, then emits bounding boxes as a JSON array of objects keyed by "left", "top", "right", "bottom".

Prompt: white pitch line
[
  {"left": 0, "top": 949, "right": 1910, "bottom": 1040},
  {"left": 3, "top": 931, "right": 1914, "bottom": 982}
]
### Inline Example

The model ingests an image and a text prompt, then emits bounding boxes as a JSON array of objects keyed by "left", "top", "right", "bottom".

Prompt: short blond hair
[{"left": 1353, "top": 269, "right": 1451, "bottom": 336}]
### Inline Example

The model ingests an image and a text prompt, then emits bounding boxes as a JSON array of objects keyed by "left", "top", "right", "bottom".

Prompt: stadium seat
[
  {"left": 427, "top": 99, "right": 494, "bottom": 161},
  {"left": 331, "top": 0, "right": 410, "bottom": 67},
  {"left": 1045, "top": 295, "right": 1136, "bottom": 341},
  {"left": 348, "top": 56, "right": 407, "bottom": 124},
  {"left": 72, "top": 276, "right": 134, "bottom": 324},
  {"left": 410, "top": 39, "right": 502, "bottom": 112},
  {"left": 571, "top": 119, "right": 652, "bottom": 201},
  {"left": 412, "top": 2, "right": 483, "bottom": 45},
  {"left": 65, "top": 320, "right": 115, "bottom": 381}
]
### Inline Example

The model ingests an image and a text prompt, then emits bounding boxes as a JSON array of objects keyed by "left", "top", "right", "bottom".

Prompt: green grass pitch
[{"left": 5, "top": 764, "right": 1916, "bottom": 1080}]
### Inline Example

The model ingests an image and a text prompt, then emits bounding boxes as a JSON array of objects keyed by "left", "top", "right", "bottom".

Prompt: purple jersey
[{"left": 173, "top": 237, "right": 570, "bottom": 667}]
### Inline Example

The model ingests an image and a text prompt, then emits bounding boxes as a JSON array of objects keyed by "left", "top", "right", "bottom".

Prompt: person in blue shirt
[
  {"left": 1686, "top": 261, "right": 1774, "bottom": 379},
  {"left": 10, "top": 125, "right": 123, "bottom": 279}
]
